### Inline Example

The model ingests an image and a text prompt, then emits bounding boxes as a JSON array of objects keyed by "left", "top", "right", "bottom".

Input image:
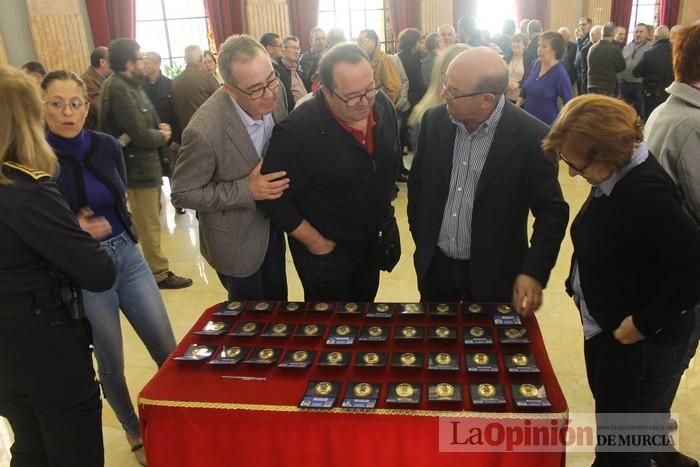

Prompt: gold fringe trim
[{"left": 138, "top": 397, "right": 568, "bottom": 420}]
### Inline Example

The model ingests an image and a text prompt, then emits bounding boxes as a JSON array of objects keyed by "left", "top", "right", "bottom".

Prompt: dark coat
[
  {"left": 633, "top": 39, "right": 674, "bottom": 92},
  {"left": 407, "top": 101, "right": 569, "bottom": 301},
  {"left": 144, "top": 72, "right": 181, "bottom": 144},
  {"left": 397, "top": 50, "right": 426, "bottom": 107},
  {"left": 273, "top": 60, "right": 296, "bottom": 111}
]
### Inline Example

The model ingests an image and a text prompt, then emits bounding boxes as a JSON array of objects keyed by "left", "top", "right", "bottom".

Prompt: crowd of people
[{"left": 1, "top": 12, "right": 699, "bottom": 467}]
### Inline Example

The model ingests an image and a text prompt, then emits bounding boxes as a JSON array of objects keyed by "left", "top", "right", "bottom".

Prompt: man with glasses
[
  {"left": 407, "top": 47, "right": 568, "bottom": 315},
  {"left": 171, "top": 35, "right": 289, "bottom": 301},
  {"left": 258, "top": 43, "right": 401, "bottom": 301},
  {"left": 273, "top": 35, "right": 306, "bottom": 110}
]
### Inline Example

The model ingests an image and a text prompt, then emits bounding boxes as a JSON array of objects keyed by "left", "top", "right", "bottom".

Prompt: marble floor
[{"left": 0, "top": 163, "right": 697, "bottom": 466}]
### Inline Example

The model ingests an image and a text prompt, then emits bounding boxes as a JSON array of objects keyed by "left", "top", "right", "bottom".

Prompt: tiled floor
[{"left": 1, "top": 164, "right": 697, "bottom": 466}]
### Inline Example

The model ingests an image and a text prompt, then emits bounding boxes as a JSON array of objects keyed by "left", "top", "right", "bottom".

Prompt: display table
[{"left": 139, "top": 301, "right": 568, "bottom": 467}]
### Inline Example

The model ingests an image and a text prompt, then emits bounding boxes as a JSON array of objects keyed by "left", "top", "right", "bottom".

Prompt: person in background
[
  {"left": 300, "top": 27, "right": 327, "bottom": 91},
  {"left": 613, "top": 26, "right": 627, "bottom": 48},
  {"left": 457, "top": 15, "right": 487, "bottom": 47},
  {"left": 506, "top": 33, "right": 528, "bottom": 103},
  {"left": 523, "top": 19, "right": 543, "bottom": 74},
  {"left": 274, "top": 35, "right": 306, "bottom": 110},
  {"left": 493, "top": 19, "right": 516, "bottom": 61},
  {"left": 326, "top": 28, "right": 346, "bottom": 49},
  {"left": 81, "top": 47, "right": 111, "bottom": 130},
  {"left": 203, "top": 50, "right": 224, "bottom": 85},
  {"left": 575, "top": 17, "right": 593, "bottom": 94},
  {"left": 42, "top": 70, "right": 176, "bottom": 466},
  {"left": 558, "top": 27, "right": 578, "bottom": 87},
  {"left": 634, "top": 25, "right": 675, "bottom": 119},
  {"left": 357, "top": 29, "right": 401, "bottom": 105},
  {"left": 519, "top": 19, "right": 530, "bottom": 35},
  {"left": 421, "top": 32, "right": 442, "bottom": 86},
  {"left": 21, "top": 61, "right": 46, "bottom": 84},
  {"left": 576, "top": 24, "right": 602, "bottom": 94},
  {"left": 437, "top": 23, "right": 456, "bottom": 47},
  {"left": 644, "top": 24, "right": 700, "bottom": 467},
  {"left": 171, "top": 44, "right": 220, "bottom": 130},
  {"left": 587, "top": 22, "right": 625, "bottom": 96},
  {"left": 620, "top": 23, "right": 651, "bottom": 118},
  {"left": 518, "top": 31, "right": 573, "bottom": 125},
  {"left": 670, "top": 24, "right": 684, "bottom": 45},
  {"left": 542, "top": 94, "right": 700, "bottom": 467},
  {"left": 0, "top": 64, "right": 115, "bottom": 467}
]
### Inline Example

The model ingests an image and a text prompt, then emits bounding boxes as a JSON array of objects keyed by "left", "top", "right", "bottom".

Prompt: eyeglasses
[
  {"left": 44, "top": 98, "right": 88, "bottom": 112},
  {"left": 558, "top": 152, "right": 590, "bottom": 173},
  {"left": 441, "top": 75, "right": 495, "bottom": 101},
  {"left": 329, "top": 86, "right": 378, "bottom": 107},
  {"left": 230, "top": 72, "right": 280, "bottom": 100}
]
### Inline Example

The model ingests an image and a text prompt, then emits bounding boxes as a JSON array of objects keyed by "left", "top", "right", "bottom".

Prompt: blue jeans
[{"left": 82, "top": 232, "right": 176, "bottom": 436}]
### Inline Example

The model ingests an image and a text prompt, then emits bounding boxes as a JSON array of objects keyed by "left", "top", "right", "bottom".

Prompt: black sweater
[
  {"left": 258, "top": 90, "right": 400, "bottom": 247},
  {"left": 568, "top": 156, "right": 700, "bottom": 339}
]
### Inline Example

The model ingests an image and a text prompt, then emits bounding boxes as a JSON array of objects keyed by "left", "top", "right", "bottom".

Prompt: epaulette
[{"left": 3, "top": 161, "right": 51, "bottom": 181}]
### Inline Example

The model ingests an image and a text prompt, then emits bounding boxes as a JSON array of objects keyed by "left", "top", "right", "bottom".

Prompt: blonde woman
[
  {"left": 408, "top": 44, "right": 469, "bottom": 149},
  {"left": 0, "top": 65, "right": 115, "bottom": 466}
]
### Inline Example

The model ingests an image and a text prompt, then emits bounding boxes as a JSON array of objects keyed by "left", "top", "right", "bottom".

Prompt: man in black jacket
[
  {"left": 273, "top": 35, "right": 306, "bottom": 110},
  {"left": 259, "top": 44, "right": 401, "bottom": 301},
  {"left": 634, "top": 26, "right": 674, "bottom": 119},
  {"left": 408, "top": 47, "right": 568, "bottom": 315}
]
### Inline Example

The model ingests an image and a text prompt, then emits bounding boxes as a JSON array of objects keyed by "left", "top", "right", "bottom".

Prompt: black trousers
[
  {"left": 419, "top": 248, "right": 472, "bottom": 302},
  {"left": 0, "top": 307, "right": 103, "bottom": 467},
  {"left": 584, "top": 329, "right": 691, "bottom": 466},
  {"left": 289, "top": 238, "right": 379, "bottom": 302}
]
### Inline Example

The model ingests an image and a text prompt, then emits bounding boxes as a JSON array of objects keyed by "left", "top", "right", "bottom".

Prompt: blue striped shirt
[{"left": 438, "top": 96, "right": 506, "bottom": 259}]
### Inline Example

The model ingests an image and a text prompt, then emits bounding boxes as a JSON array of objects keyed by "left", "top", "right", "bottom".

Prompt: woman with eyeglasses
[
  {"left": 542, "top": 94, "right": 700, "bottom": 466},
  {"left": 41, "top": 70, "right": 176, "bottom": 466},
  {"left": 0, "top": 65, "right": 115, "bottom": 466},
  {"left": 517, "top": 31, "right": 573, "bottom": 125}
]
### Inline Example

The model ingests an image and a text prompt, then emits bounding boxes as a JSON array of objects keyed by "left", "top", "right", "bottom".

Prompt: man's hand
[
  {"left": 77, "top": 207, "right": 112, "bottom": 240},
  {"left": 613, "top": 315, "right": 646, "bottom": 344},
  {"left": 512, "top": 274, "right": 543, "bottom": 317},
  {"left": 169, "top": 141, "right": 180, "bottom": 152},
  {"left": 307, "top": 236, "right": 336, "bottom": 255},
  {"left": 158, "top": 123, "right": 172, "bottom": 142},
  {"left": 249, "top": 160, "right": 289, "bottom": 200}
]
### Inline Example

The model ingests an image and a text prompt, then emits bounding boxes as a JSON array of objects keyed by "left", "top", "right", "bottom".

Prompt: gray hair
[
  {"left": 184, "top": 45, "right": 203, "bottom": 65},
  {"left": 602, "top": 22, "right": 616, "bottom": 38},
  {"left": 217, "top": 34, "right": 268, "bottom": 85},
  {"left": 655, "top": 25, "right": 670, "bottom": 40},
  {"left": 590, "top": 25, "right": 603, "bottom": 40}
]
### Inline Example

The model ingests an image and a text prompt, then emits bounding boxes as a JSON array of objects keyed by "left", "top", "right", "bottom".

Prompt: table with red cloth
[{"left": 139, "top": 302, "right": 568, "bottom": 467}]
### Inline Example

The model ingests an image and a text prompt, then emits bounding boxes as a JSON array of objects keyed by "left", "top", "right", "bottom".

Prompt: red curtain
[
  {"left": 452, "top": 0, "right": 477, "bottom": 27},
  {"left": 514, "top": 0, "right": 546, "bottom": 25},
  {"left": 609, "top": 0, "right": 633, "bottom": 35},
  {"left": 659, "top": 0, "right": 681, "bottom": 26},
  {"left": 204, "top": 0, "right": 245, "bottom": 49},
  {"left": 387, "top": 0, "right": 422, "bottom": 45},
  {"left": 289, "top": 0, "right": 319, "bottom": 51},
  {"left": 85, "top": 0, "right": 135, "bottom": 46}
]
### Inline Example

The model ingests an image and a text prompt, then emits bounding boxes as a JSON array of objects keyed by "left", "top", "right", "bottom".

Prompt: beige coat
[
  {"left": 171, "top": 64, "right": 220, "bottom": 130},
  {"left": 372, "top": 48, "right": 401, "bottom": 104}
]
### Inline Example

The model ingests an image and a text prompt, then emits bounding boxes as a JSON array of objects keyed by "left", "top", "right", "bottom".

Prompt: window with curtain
[
  {"left": 135, "top": 0, "right": 212, "bottom": 69},
  {"left": 317, "top": 0, "right": 393, "bottom": 52},
  {"left": 476, "top": 0, "right": 517, "bottom": 38},
  {"left": 627, "top": 0, "right": 659, "bottom": 42}
]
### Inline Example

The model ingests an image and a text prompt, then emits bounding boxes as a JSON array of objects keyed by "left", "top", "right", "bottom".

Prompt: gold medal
[
  {"left": 436, "top": 303, "right": 450, "bottom": 313},
  {"left": 395, "top": 383, "right": 414, "bottom": 398},
  {"left": 353, "top": 383, "right": 373, "bottom": 398},
  {"left": 435, "top": 326, "right": 451, "bottom": 338},
  {"left": 314, "top": 381, "right": 333, "bottom": 395},
  {"left": 314, "top": 302, "right": 329, "bottom": 311},
  {"left": 376, "top": 303, "right": 389, "bottom": 312},
  {"left": 400, "top": 352, "right": 416, "bottom": 365},
  {"left": 472, "top": 353, "right": 490, "bottom": 365},
  {"left": 368, "top": 326, "right": 383, "bottom": 337},
  {"left": 469, "top": 326, "right": 485, "bottom": 337},
  {"left": 519, "top": 384, "right": 539, "bottom": 398},
  {"left": 435, "top": 383, "right": 455, "bottom": 398},
  {"left": 192, "top": 345, "right": 210, "bottom": 357},
  {"left": 344, "top": 302, "right": 359, "bottom": 312},
  {"left": 505, "top": 328, "right": 525, "bottom": 339},
  {"left": 326, "top": 351, "right": 344, "bottom": 364},
  {"left": 226, "top": 301, "right": 242, "bottom": 311},
  {"left": 258, "top": 348, "right": 274, "bottom": 360},
  {"left": 272, "top": 323, "right": 288, "bottom": 334},
  {"left": 497, "top": 304, "right": 512, "bottom": 314},
  {"left": 468, "top": 303, "right": 482, "bottom": 313},
  {"left": 363, "top": 352, "right": 380, "bottom": 365},
  {"left": 401, "top": 326, "right": 417, "bottom": 337},
  {"left": 303, "top": 324, "right": 319, "bottom": 336},
  {"left": 512, "top": 353, "right": 529, "bottom": 366},
  {"left": 241, "top": 322, "right": 257, "bottom": 333},
  {"left": 435, "top": 352, "right": 452, "bottom": 365},
  {"left": 285, "top": 302, "right": 300, "bottom": 311},
  {"left": 254, "top": 302, "right": 269, "bottom": 311},
  {"left": 291, "top": 350, "right": 308, "bottom": 362},
  {"left": 205, "top": 321, "right": 225, "bottom": 331},
  {"left": 404, "top": 303, "right": 420, "bottom": 313},
  {"left": 224, "top": 346, "right": 241, "bottom": 358},
  {"left": 477, "top": 383, "right": 496, "bottom": 398},
  {"left": 335, "top": 325, "right": 351, "bottom": 336}
]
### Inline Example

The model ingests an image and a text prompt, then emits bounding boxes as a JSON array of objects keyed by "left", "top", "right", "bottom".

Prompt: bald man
[{"left": 408, "top": 48, "right": 568, "bottom": 316}]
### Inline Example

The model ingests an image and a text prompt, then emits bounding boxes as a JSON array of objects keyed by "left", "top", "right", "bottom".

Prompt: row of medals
[
  {"left": 230, "top": 301, "right": 511, "bottom": 314},
  {"left": 312, "top": 381, "right": 540, "bottom": 399}
]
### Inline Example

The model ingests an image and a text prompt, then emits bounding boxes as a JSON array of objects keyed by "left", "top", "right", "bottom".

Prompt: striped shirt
[{"left": 437, "top": 95, "right": 506, "bottom": 259}]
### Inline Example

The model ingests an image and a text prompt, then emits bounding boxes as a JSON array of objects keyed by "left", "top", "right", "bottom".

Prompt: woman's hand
[
  {"left": 613, "top": 315, "right": 646, "bottom": 344},
  {"left": 77, "top": 207, "right": 112, "bottom": 241}
]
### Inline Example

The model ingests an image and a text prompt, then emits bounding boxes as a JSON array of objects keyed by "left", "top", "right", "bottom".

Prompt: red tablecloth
[{"left": 139, "top": 302, "right": 568, "bottom": 467}]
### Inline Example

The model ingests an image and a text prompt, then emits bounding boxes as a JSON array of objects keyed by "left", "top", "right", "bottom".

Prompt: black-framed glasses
[
  {"left": 558, "top": 152, "right": 590, "bottom": 173},
  {"left": 43, "top": 97, "right": 88, "bottom": 112},
  {"left": 230, "top": 71, "right": 280, "bottom": 100},
  {"left": 441, "top": 75, "right": 496, "bottom": 101},
  {"left": 329, "top": 86, "right": 378, "bottom": 107}
]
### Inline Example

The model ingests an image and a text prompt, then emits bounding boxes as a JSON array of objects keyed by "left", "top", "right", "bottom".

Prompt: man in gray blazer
[{"left": 171, "top": 35, "right": 290, "bottom": 300}]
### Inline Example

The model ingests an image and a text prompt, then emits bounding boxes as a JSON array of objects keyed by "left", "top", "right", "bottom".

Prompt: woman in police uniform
[{"left": 0, "top": 65, "right": 116, "bottom": 466}]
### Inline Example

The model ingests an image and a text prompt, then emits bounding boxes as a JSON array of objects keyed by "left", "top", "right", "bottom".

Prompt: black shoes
[{"left": 157, "top": 271, "right": 193, "bottom": 289}]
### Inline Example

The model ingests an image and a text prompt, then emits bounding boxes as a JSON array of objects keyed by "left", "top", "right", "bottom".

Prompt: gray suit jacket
[{"left": 171, "top": 87, "right": 287, "bottom": 277}]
